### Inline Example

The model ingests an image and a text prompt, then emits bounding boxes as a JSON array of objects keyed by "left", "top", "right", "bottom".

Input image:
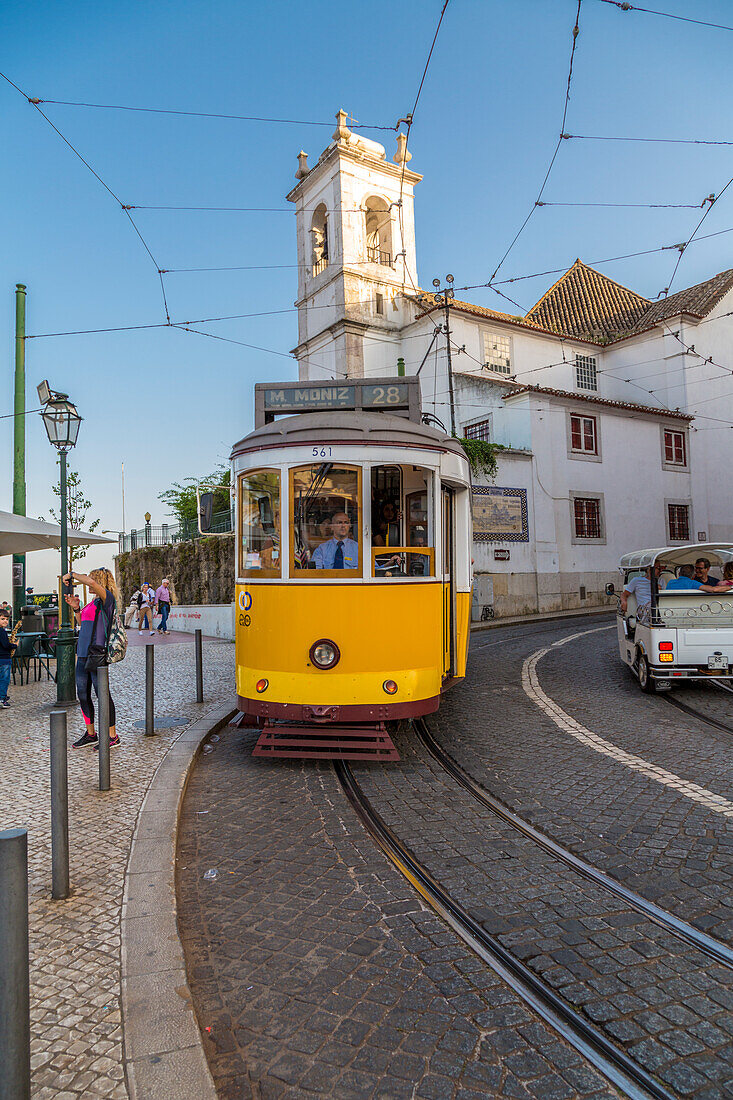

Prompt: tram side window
[
  {"left": 371, "top": 465, "right": 434, "bottom": 579},
  {"left": 291, "top": 465, "right": 361, "bottom": 575},
  {"left": 239, "top": 470, "right": 280, "bottom": 578}
]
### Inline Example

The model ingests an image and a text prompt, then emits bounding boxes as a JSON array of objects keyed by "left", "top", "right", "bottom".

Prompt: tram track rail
[
  {"left": 334, "top": 758, "right": 676, "bottom": 1100},
  {"left": 663, "top": 683, "right": 733, "bottom": 738},
  {"left": 415, "top": 719, "right": 733, "bottom": 972}
]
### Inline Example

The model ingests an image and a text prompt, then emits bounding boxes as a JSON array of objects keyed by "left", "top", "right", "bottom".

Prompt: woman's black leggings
[{"left": 75, "top": 658, "right": 116, "bottom": 727}]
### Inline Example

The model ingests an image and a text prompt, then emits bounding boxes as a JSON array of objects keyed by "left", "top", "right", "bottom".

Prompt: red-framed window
[
  {"left": 668, "top": 504, "right": 690, "bottom": 541},
  {"left": 570, "top": 414, "right": 598, "bottom": 454},
  {"left": 574, "top": 498, "right": 602, "bottom": 539},
  {"left": 464, "top": 417, "right": 492, "bottom": 442},
  {"left": 664, "top": 429, "right": 687, "bottom": 467}
]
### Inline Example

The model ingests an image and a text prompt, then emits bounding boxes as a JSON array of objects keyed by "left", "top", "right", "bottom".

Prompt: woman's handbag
[{"left": 84, "top": 597, "right": 128, "bottom": 671}]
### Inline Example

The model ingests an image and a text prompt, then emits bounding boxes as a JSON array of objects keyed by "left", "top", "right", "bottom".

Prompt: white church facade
[{"left": 286, "top": 112, "right": 733, "bottom": 619}]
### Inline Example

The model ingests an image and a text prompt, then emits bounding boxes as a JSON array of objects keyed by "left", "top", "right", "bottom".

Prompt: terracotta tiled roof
[
  {"left": 502, "top": 383, "right": 694, "bottom": 421},
  {"left": 526, "top": 260, "right": 650, "bottom": 343},
  {"left": 411, "top": 293, "right": 597, "bottom": 343},
  {"left": 626, "top": 267, "right": 733, "bottom": 335}
]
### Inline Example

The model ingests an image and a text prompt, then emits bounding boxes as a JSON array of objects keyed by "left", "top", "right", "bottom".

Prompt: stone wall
[{"left": 114, "top": 535, "right": 234, "bottom": 606}]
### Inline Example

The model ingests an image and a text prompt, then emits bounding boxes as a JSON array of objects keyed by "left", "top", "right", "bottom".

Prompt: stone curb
[
  {"left": 120, "top": 703, "right": 237, "bottom": 1100},
  {"left": 470, "top": 604, "right": 612, "bottom": 632}
]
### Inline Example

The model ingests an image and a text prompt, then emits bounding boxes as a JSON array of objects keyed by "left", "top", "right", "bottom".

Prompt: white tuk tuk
[{"left": 609, "top": 544, "right": 733, "bottom": 693}]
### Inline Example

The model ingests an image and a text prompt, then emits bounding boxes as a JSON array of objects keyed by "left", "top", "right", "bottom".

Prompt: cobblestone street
[
  {"left": 176, "top": 614, "right": 733, "bottom": 1099},
  {"left": 0, "top": 636, "right": 234, "bottom": 1099}
]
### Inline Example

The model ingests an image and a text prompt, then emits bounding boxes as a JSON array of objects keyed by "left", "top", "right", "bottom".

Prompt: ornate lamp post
[{"left": 38, "top": 382, "right": 82, "bottom": 704}]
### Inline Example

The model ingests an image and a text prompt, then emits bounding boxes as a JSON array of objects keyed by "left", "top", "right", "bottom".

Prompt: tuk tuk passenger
[{"left": 665, "top": 564, "right": 729, "bottom": 592}]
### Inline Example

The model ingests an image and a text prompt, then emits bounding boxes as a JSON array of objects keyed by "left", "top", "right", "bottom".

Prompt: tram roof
[
  {"left": 620, "top": 543, "right": 733, "bottom": 569},
  {"left": 230, "top": 411, "right": 469, "bottom": 461}
]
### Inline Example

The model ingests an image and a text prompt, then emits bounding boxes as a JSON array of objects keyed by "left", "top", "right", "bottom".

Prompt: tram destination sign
[{"left": 255, "top": 377, "right": 421, "bottom": 426}]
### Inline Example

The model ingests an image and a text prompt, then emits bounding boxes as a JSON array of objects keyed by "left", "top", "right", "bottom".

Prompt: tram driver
[{"left": 312, "top": 512, "right": 358, "bottom": 569}]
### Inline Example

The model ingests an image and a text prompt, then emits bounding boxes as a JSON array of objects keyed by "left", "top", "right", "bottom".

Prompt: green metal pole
[
  {"left": 12, "top": 284, "right": 26, "bottom": 626},
  {"left": 55, "top": 449, "right": 76, "bottom": 704},
  {"left": 397, "top": 356, "right": 405, "bottom": 377}
]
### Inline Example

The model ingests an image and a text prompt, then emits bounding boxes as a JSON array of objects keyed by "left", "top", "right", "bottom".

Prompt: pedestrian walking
[
  {"left": 137, "top": 582, "right": 156, "bottom": 636},
  {"left": 0, "top": 608, "right": 18, "bottom": 707},
  {"left": 155, "top": 578, "right": 172, "bottom": 634},
  {"left": 124, "top": 589, "right": 140, "bottom": 628},
  {"left": 63, "top": 567, "right": 120, "bottom": 749}
]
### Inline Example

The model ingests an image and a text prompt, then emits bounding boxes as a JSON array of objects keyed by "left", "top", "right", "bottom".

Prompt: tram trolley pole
[
  {"left": 195, "top": 628, "right": 203, "bottom": 703},
  {"left": 98, "top": 666, "right": 111, "bottom": 790},
  {"left": 0, "top": 828, "right": 31, "bottom": 1100},
  {"left": 50, "top": 711, "right": 70, "bottom": 899},
  {"left": 145, "top": 643, "right": 155, "bottom": 735}
]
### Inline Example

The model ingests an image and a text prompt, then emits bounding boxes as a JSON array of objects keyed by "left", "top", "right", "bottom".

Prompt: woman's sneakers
[
  {"left": 94, "top": 734, "right": 120, "bottom": 750},
  {"left": 72, "top": 731, "right": 98, "bottom": 748}
]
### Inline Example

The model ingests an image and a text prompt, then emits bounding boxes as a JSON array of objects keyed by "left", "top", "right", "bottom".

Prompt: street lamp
[{"left": 38, "top": 381, "right": 83, "bottom": 704}]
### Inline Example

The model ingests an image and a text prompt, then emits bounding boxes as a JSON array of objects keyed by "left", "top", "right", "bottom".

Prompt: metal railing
[
  {"left": 313, "top": 257, "right": 328, "bottom": 277},
  {"left": 117, "top": 509, "right": 232, "bottom": 553},
  {"left": 367, "top": 246, "right": 392, "bottom": 267}
]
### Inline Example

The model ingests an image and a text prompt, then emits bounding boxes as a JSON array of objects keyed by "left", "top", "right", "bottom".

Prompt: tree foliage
[
  {"left": 158, "top": 466, "right": 231, "bottom": 527},
  {"left": 47, "top": 467, "right": 101, "bottom": 566}
]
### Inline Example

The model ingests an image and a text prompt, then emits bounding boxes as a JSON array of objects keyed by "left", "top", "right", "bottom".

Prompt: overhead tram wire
[
  {"left": 394, "top": 0, "right": 452, "bottom": 296},
  {"left": 662, "top": 175, "right": 733, "bottom": 296},
  {"left": 0, "top": 69, "right": 171, "bottom": 323},
  {"left": 593, "top": 0, "right": 733, "bottom": 33},
  {"left": 29, "top": 99, "right": 396, "bottom": 130},
  {"left": 537, "top": 200, "right": 702, "bottom": 209},
  {"left": 484, "top": 0, "right": 583, "bottom": 288},
  {"left": 564, "top": 133, "right": 733, "bottom": 146}
]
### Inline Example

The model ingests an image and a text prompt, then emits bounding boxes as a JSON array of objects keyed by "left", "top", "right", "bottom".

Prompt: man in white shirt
[{"left": 620, "top": 563, "right": 666, "bottom": 620}]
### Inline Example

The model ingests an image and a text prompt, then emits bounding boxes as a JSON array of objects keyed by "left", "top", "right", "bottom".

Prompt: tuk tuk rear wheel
[{"left": 637, "top": 653, "right": 656, "bottom": 694}]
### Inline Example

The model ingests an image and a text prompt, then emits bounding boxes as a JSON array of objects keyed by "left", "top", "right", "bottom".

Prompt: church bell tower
[{"left": 287, "top": 110, "right": 422, "bottom": 381}]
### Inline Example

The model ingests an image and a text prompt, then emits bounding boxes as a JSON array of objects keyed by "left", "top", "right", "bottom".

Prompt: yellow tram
[{"left": 228, "top": 378, "right": 472, "bottom": 760}]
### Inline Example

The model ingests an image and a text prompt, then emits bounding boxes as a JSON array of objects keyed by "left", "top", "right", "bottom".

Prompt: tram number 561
[
  {"left": 312, "top": 446, "right": 332, "bottom": 457},
  {"left": 371, "top": 386, "right": 402, "bottom": 405}
]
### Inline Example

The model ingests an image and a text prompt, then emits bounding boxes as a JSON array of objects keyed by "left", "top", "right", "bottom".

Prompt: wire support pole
[
  {"left": 432, "top": 276, "right": 456, "bottom": 436},
  {"left": 49, "top": 711, "right": 70, "bottom": 899},
  {"left": 12, "top": 284, "right": 27, "bottom": 626},
  {"left": 0, "top": 828, "right": 31, "bottom": 1100}
]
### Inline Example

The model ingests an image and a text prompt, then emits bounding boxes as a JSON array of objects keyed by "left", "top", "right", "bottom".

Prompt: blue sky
[{"left": 2, "top": 0, "right": 732, "bottom": 592}]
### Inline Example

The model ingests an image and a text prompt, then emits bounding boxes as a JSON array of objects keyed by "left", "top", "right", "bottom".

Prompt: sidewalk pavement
[{"left": 0, "top": 637, "right": 234, "bottom": 1099}]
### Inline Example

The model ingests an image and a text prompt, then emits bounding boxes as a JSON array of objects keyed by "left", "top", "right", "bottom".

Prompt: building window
[
  {"left": 574, "top": 497, "right": 602, "bottom": 539},
  {"left": 375, "top": 292, "right": 384, "bottom": 315},
  {"left": 464, "top": 417, "right": 492, "bottom": 442},
  {"left": 483, "top": 332, "right": 512, "bottom": 374},
  {"left": 575, "top": 354, "right": 597, "bottom": 391},
  {"left": 668, "top": 503, "right": 690, "bottom": 541},
  {"left": 664, "top": 429, "right": 687, "bottom": 467},
  {"left": 570, "top": 414, "right": 597, "bottom": 454}
]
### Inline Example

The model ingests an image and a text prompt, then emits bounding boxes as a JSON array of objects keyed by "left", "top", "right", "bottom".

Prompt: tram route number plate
[
  {"left": 708, "top": 653, "right": 728, "bottom": 669},
  {"left": 262, "top": 383, "right": 410, "bottom": 413}
]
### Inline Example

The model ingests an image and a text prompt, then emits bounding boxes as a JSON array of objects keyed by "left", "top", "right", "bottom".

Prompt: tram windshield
[
  {"left": 239, "top": 470, "right": 281, "bottom": 578},
  {"left": 371, "top": 465, "right": 435, "bottom": 579},
  {"left": 291, "top": 465, "right": 361, "bottom": 575}
]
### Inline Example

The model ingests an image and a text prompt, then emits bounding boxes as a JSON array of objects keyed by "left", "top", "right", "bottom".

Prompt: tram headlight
[
  {"left": 256, "top": 678, "right": 269, "bottom": 692},
  {"left": 309, "top": 639, "right": 340, "bottom": 669},
  {"left": 383, "top": 680, "right": 398, "bottom": 695}
]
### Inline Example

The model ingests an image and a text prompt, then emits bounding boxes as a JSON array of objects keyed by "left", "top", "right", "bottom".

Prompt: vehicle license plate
[{"left": 708, "top": 653, "right": 728, "bottom": 669}]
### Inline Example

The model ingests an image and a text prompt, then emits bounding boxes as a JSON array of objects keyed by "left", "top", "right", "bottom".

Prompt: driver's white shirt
[{"left": 624, "top": 575, "right": 651, "bottom": 607}]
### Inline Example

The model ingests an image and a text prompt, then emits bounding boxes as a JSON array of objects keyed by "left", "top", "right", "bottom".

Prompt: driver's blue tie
[{"left": 334, "top": 541, "right": 344, "bottom": 569}]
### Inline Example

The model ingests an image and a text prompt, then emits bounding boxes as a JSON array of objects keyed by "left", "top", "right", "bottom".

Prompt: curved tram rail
[
  {"left": 335, "top": 759, "right": 677, "bottom": 1100},
  {"left": 663, "top": 680, "right": 733, "bottom": 738},
  {"left": 415, "top": 720, "right": 733, "bottom": 971}
]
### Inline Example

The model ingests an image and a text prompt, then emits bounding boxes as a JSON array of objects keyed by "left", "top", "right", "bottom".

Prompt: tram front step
[{"left": 252, "top": 722, "right": 400, "bottom": 762}]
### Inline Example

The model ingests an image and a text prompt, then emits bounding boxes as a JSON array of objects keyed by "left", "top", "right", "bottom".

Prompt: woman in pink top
[{"left": 64, "top": 567, "right": 120, "bottom": 749}]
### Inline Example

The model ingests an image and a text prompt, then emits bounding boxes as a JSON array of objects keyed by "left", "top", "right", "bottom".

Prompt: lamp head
[{"left": 40, "top": 396, "right": 82, "bottom": 450}]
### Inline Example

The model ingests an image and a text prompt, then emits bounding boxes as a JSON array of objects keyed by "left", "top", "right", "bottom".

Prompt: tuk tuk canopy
[{"left": 619, "top": 543, "right": 733, "bottom": 571}]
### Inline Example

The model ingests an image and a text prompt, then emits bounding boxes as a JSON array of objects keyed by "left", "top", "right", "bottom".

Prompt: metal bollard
[
  {"left": 145, "top": 643, "right": 155, "bottom": 735},
  {"left": 50, "top": 711, "right": 70, "bottom": 900},
  {"left": 195, "top": 628, "right": 203, "bottom": 703},
  {"left": 97, "top": 666, "right": 111, "bottom": 791},
  {"left": 0, "top": 829, "right": 31, "bottom": 1100}
]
